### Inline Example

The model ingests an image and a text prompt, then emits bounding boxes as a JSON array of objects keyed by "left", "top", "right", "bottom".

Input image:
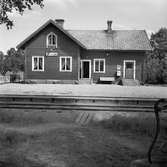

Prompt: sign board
[
  {"left": 117, "top": 65, "right": 121, "bottom": 76},
  {"left": 46, "top": 52, "right": 58, "bottom": 57}
]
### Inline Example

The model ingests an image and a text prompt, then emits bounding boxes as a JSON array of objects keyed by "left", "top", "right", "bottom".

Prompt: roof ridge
[
  {"left": 68, "top": 29, "right": 104, "bottom": 31},
  {"left": 68, "top": 29, "right": 146, "bottom": 31}
]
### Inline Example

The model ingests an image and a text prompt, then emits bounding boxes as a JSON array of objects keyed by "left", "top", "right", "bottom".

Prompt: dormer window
[{"left": 47, "top": 32, "right": 57, "bottom": 48}]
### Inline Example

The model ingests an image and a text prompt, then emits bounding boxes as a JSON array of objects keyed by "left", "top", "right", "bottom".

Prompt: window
[
  {"left": 32, "top": 56, "right": 44, "bottom": 71},
  {"left": 60, "top": 56, "right": 72, "bottom": 72},
  {"left": 126, "top": 62, "right": 133, "bottom": 69},
  {"left": 94, "top": 59, "right": 105, "bottom": 73},
  {"left": 47, "top": 32, "right": 57, "bottom": 48}
]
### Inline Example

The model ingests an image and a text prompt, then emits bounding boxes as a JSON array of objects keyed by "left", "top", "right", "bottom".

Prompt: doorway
[
  {"left": 81, "top": 60, "right": 91, "bottom": 79},
  {"left": 123, "top": 60, "right": 136, "bottom": 79}
]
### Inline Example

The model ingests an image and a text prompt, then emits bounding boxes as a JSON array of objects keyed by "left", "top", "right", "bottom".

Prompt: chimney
[
  {"left": 55, "top": 19, "right": 65, "bottom": 28},
  {"left": 107, "top": 20, "right": 112, "bottom": 33}
]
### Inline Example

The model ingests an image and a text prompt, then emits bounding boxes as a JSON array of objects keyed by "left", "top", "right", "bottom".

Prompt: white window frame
[
  {"left": 32, "top": 56, "right": 44, "bottom": 72},
  {"left": 46, "top": 32, "right": 57, "bottom": 48},
  {"left": 123, "top": 60, "right": 136, "bottom": 79},
  {"left": 93, "top": 59, "right": 105, "bottom": 73},
  {"left": 59, "top": 56, "right": 72, "bottom": 72}
]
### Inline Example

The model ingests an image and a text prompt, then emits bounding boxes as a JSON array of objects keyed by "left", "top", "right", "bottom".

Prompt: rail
[{"left": 0, "top": 94, "right": 165, "bottom": 113}]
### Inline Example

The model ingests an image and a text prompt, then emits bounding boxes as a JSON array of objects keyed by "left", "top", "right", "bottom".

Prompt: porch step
[
  {"left": 79, "top": 79, "right": 92, "bottom": 84},
  {"left": 121, "top": 79, "right": 140, "bottom": 86}
]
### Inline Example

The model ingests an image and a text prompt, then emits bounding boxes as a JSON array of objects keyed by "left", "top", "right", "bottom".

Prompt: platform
[{"left": 0, "top": 84, "right": 167, "bottom": 99}]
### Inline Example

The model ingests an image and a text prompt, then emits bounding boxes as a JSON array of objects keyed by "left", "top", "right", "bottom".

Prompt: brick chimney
[
  {"left": 107, "top": 20, "right": 112, "bottom": 33},
  {"left": 55, "top": 19, "right": 65, "bottom": 28}
]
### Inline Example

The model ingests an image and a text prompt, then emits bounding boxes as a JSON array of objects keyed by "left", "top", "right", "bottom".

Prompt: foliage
[
  {"left": 0, "top": 48, "right": 24, "bottom": 75},
  {"left": 0, "top": 51, "right": 5, "bottom": 74},
  {"left": 0, "top": 0, "right": 44, "bottom": 29},
  {"left": 144, "top": 28, "right": 167, "bottom": 84}
]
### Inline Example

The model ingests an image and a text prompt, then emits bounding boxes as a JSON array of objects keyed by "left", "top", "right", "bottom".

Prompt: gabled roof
[
  {"left": 17, "top": 19, "right": 87, "bottom": 49},
  {"left": 17, "top": 19, "right": 152, "bottom": 51},
  {"left": 68, "top": 30, "right": 152, "bottom": 51}
]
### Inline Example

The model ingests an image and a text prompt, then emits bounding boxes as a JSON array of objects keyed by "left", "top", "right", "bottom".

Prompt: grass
[
  {"left": 97, "top": 112, "right": 167, "bottom": 138},
  {"left": 1, "top": 109, "right": 166, "bottom": 167},
  {"left": 0, "top": 126, "right": 146, "bottom": 167},
  {"left": 98, "top": 114, "right": 155, "bottom": 137},
  {"left": 0, "top": 109, "right": 45, "bottom": 125},
  {"left": 0, "top": 109, "right": 77, "bottom": 126}
]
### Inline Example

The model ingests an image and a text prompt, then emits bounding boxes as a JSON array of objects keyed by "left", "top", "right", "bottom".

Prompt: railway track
[{"left": 0, "top": 94, "right": 163, "bottom": 112}]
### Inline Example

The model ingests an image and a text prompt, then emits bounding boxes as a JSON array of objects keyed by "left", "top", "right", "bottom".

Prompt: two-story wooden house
[{"left": 17, "top": 19, "right": 152, "bottom": 84}]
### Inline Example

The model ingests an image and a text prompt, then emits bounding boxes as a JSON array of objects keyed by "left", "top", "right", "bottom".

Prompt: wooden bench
[{"left": 99, "top": 77, "right": 115, "bottom": 83}]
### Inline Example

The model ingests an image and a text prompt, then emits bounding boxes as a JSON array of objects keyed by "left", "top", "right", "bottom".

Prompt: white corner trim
[
  {"left": 123, "top": 60, "right": 136, "bottom": 79},
  {"left": 93, "top": 58, "right": 105, "bottom": 73},
  {"left": 32, "top": 56, "right": 44, "bottom": 72},
  {"left": 46, "top": 32, "right": 57, "bottom": 48},
  {"left": 59, "top": 56, "right": 72, "bottom": 72},
  {"left": 80, "top": 59, "right": 91, "bottom": 79}
]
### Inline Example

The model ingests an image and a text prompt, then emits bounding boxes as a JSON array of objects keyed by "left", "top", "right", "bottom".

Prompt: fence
[
  {"left": 0, "top": 72, "right": 24, "bottom": 84},
  {"left": 0, "top": 75, "right": 10, "bottom": 84}
]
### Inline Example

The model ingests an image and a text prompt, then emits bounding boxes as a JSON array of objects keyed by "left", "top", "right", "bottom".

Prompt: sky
[{"left": 0, "top": 0, "right": 167, "bottom": 53}]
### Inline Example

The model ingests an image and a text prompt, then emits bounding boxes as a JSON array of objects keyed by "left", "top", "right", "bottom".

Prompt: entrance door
[
  {"left": 124, "top": 60, "right": 136, "bottom": 79},
  {"left": 81, "top": 60, "right": 91, "bottom": 79}
]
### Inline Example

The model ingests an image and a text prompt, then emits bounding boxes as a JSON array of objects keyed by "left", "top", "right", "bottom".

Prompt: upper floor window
[
  {"left": 94, "top": 59, "right": 105, "bottom": 73},
  {"left": 47, "top": 32, "right": 57, "bottom": 48},
  {"left": 32, "top": 56, "right": 44, "bottom": 71}
]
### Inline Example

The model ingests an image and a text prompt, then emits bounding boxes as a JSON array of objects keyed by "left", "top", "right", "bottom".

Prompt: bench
[{"left": 99, "top": 77, "right": 115, "bottom": 83}]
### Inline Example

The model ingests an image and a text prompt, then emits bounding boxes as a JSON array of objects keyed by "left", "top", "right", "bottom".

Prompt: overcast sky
[{"left": 0, "top": 0, "right": 167, "bottom": 53}]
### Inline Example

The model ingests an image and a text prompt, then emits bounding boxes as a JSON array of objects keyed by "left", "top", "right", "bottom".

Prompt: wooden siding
[
  {"left": 81, "top": 50, "right": 145, "bottom": 82},
  {"left": 24, "top": 24, "right": 80, "bottom": 80}
]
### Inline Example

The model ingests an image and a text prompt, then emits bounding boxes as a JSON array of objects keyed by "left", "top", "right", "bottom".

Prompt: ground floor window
[
  {"left": 32, "top": 56, "right": 44, "bottom": 71},
  {"left": 93, "top": 59, "right": 105, "bottom": 73},
  {"left": 59, "top": 56, "right": 72, "bottom": 72}
]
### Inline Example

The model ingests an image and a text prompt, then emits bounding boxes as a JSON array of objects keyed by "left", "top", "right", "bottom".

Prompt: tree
[
  {"left": 0, "top": 51, "right": 5, "bottom": 75},
  {"left": 144, "top": 28, "right": 167, "bottom": 84},
  {"left": 0, "top": 0, "right": 44, "bottom": 29},
  {"left": 0, "top": 48, "right": 24, "bottom": 75},
  {"left": 5, "top": 48, "right": 25, "bottom": 73}
]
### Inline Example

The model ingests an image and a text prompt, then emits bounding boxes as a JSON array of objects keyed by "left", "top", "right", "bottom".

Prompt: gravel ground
[{"left": 0, "top": 83, "right": 167, "bottom": 98}]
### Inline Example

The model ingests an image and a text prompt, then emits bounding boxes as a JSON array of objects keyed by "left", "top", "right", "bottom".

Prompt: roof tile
[{"left": 68, "top": 30, "right": 152, "bottom": 50}]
